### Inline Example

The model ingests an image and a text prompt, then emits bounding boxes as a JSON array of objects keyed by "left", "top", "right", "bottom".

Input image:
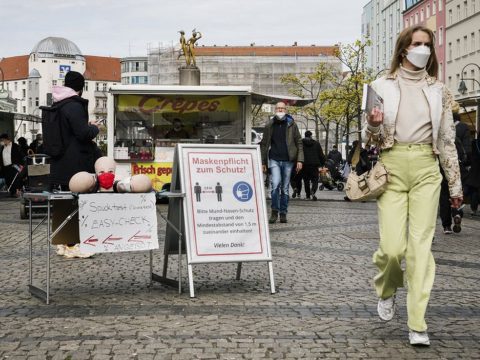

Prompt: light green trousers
[{"left": 373, "top": 143, "right": 442, "bottom": 332}]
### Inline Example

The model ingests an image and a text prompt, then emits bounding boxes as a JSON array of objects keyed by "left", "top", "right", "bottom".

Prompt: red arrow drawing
[
  {"left": 103, "top": 234, "right": 123, "bottom": 245},
  {"left": 83, "top": 236, "right": 98, "bottom": 246},
  {"left": 128, "top": 231, "right": 151, "bottom": 242}
]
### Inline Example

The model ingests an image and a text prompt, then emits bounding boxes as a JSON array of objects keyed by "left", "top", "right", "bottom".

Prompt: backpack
[{"left": 40, "top": 99, "right": 74, "bottom": 158}]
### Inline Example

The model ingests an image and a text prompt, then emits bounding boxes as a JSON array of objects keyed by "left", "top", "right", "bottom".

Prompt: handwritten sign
[{"left": 78, "top": 193, "right": 158, "bottom": 253}]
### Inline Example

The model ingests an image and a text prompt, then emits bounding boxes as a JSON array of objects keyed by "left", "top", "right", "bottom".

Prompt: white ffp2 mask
[{"left": 406, "top": 45, "right": 431, "bottom": 69}]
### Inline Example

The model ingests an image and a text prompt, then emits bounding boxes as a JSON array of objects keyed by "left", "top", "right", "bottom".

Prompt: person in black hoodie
[
  {"left": 301, "top": 131, "right": 326, "bottom": 200},
  {"left": 48, "top": 71, "right": 100, "bottom": 190}
]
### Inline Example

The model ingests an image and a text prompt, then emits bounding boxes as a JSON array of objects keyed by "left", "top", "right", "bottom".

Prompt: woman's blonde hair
[{"left": 389, "top": 25, "right": 438, "bottom": 78}]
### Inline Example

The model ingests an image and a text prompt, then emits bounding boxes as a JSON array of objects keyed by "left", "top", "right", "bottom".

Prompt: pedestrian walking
[
  {"left": 0, "top": 133, "right": 24, "bottom": 197},
  {"left": 327, "top": 145, "right": 343, "bottom": 167},
  {"left": 261, "top": 102, "right": 303, "bottom": 224},
  {"left": 301, "top": 131, "right": 326, "bottom": 200},
  {"left": 465, "top": 131, "right": 480, "bottom": 215},
  {"left": 438, "top": 110, "right": 471, "bottom": 234},
  {"left": 363, "top": 25, "right": 462, "bottom": 346}
]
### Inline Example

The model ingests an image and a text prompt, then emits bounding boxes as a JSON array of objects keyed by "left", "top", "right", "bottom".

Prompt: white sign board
[
  {"left": 78, "top": 193, "right": 158, "bottom": 253},
  {"left": 178, "top": 144, "right": 271, "bottom": 263}
]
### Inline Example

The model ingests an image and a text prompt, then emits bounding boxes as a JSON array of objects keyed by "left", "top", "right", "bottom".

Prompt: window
[
  {"left": 28, "top": 81, "right": 32, "bottom": 91},
  {"left": 14, "top": 82, "right": 17, "bottom": 91},
  {"left": 415, "top": 12, "right": 419, "bottom": 23},
  {"left": 421, "top": 8, "right": 424, "bottom": 21},
  {"left": 439, "top": 27, "right": 443, "bottom": 46},
  {"left": 472, "top": 69, "right": 476, "bottom": 90},
  {"left": 464, "top": 35, "right": 468, "bottom": 54},
  {"left": 405, "top": 19, "right": 409, "bottom": 27},
  {"left": 29, "top": 98, "right": 32, "bottom": 107},
  {"left": 449, "top": 9, "right": 453, "bottom": 24},
  {"left": 85, "top": 82, "right": 89, "bottom": 91},
  {"left": 433, "top": 0, "right": 436, "bottom": 14},
  {"left": 439, "top": 0, "right": 442, "bottom": 11},
  {"left": 473, "top": 0, "right": 476, "bottom": 13},
  {"left": 410, "top": 15, "right": 414, "bottom": 25},
  {"left": 464, "top": 1, "right": 468, "bottom": 17},
  {"left": 457, "top": 4, "right": 461, "bottom": 20},
  {"left": 472, "top": 32, "right": 476, "bottom": 52},
  {"left": 95, "top": 99, "right": 100, "bottom": 108},
  {"left": 96, "top": 82, "right": 100, "bottom": 91},
  {"left": 35, "top": 97, "right": 39, "bottom": 107},
  {"left": 102, "top": 83, "right": 107, "bottom": 91},
  {"left": 448, "top": 76, "right": 452, "bottom": 88},
  {"left": 456, "top": 38, "right": 461, "bottom": 57},
  {"left": 22, "top": 106, "right": 26, "bottom": 113},
  {"left": 22, "top": 89, "right": 26, "bottom": 98},
  {"left": 52, "top": 80, "right": 57, "bottom": 86},
  {"left": 427, "top": 4, "right": 430, "bottom": 17},
  {"left": 448, "top": 42, "right": 452, "bottom": 60}
]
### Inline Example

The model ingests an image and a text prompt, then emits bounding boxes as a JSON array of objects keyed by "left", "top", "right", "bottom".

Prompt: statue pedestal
[{"left": 179, "top": 67, "right": 200, "bottom": 86}]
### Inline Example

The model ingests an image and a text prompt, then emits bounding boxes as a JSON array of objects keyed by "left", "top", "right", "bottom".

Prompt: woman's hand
[
  {"left": 450, "top": 196, "right": 463, "bottom": 209},
  {"left": 367, "top": 107, "right": 384, "bottom": 127}
]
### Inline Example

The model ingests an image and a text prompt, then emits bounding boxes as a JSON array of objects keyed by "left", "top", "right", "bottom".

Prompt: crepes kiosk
[{"left": 106, "top": 85, "right": 314, "bottom": 191}]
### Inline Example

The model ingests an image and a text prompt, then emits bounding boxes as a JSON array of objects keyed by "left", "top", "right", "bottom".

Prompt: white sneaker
[
  {"left": 377, "top": 296, "right": 396, "bottom": 321},
  {"left": 63, "top": 244, "right": 95, "bottom": 259},
  {"left": 56, "top": 245, "right": 66, "bottom": 256},
  {"left": 409, "top": 330, "right": 430, "bottom": 346}
]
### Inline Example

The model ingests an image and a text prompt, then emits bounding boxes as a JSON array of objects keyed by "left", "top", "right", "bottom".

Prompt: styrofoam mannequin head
[
  {"left": 69, "top": 172, "right": 97, "bottom": 193},
  {"left": 94, "top": 156, "right": 117, "bottom": 175},
  {"left": 130, "top": 174, "right": 152, "bottom": 192},
  {"left": 115, "top": 174, "right": 152, "bottom": 193},
  {"left": 95, "top": 157, "right": 117, "bottom": 191}
]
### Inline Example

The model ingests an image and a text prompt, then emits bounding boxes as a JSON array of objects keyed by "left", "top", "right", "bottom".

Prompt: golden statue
[
  {"left": 178, "top": 30, "right": 191, "bottom": 66},
  {"left": 187, "top": 29, "right": 202, "bottom": 67}
]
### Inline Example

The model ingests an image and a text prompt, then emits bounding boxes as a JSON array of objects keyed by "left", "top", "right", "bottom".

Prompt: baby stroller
[
  {"left": 319, "top": 159, "right": 346, "bottom": 191},
  {"left": 19, "top": 153, "right": 51, "bottom": 219}
]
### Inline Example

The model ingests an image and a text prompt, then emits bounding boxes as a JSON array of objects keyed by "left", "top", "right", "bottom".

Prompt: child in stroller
[{"left": 319, "top": 159, "right": 346, "bottom": 191}]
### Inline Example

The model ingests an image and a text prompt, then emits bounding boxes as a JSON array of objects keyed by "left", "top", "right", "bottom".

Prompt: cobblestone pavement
[{"left": 0, "top": 191, "right": 479, "bottom": 359}]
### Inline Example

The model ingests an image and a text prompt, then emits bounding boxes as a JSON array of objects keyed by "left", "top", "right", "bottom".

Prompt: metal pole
[
  {"left": 29, "top": 199, "right": 33, "bottom": 285},
  {"left": 268, "top": 261, "right": 276, "bottom": 294},
  {"left": 46, "top": 199, "right": 51, "bottom": 304},
  {"left": 178, "top": 198, "right": 182, "bottom": 294}
]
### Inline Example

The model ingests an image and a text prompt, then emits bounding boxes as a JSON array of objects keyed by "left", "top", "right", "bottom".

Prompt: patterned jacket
[{"left": 362, "top": 71, "right": 462, "bottom": 197}]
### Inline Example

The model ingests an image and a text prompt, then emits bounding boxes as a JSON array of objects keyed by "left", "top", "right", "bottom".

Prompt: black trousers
[
  {"left": 439, "top": 175, "right": 463, "bottom": 227},
  {"left": 3, "top": 165, "right": 21, "bottom": 195},
  {"left": 302, "top": 165, "right": 319, "bottom": 197}
]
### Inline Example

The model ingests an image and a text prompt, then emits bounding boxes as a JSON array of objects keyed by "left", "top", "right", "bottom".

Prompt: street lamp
[{"left": 457, "top": 63, "right": 480, "bottom": 95}]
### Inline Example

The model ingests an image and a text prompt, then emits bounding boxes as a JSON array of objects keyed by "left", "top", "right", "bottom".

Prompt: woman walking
[{"left": 363, "top": 25, "right": 462, "bottom": 346}]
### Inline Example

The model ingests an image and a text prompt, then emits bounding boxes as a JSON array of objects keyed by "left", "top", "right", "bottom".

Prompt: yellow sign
[
  {"left": 131, "top": 162, "right": 173, "bottom": 191},
  {"left": 117, "top": 95, "right": 239, "bottom": 114}
]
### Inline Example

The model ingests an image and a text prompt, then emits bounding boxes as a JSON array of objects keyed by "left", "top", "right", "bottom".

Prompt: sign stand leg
[
  {"left": 188, "top": 263, "right": 195, "bottom": 298},
  {"left": 149, "top": 250, "right": 153, "bottom": 287},
  {"left": 236, "top": 262, "right": 242, "bottom": 280},
  {"left": 268, "top": 261, "right": 276, "bottom": 294}
]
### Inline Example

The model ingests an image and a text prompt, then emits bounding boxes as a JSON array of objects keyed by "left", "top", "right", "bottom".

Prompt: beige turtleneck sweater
[{"left": 394, "top": 66, "right": 433, "bottom": 144}]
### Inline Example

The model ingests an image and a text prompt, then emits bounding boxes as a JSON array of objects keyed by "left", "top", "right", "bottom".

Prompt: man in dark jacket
[
  {"left": 48, "top": 71, "right": 99, "bottom": 190},
  {"left": 327, "top": 145, "right": 343, "bottom": 167},
  {"left": 0, "top": 133, "right": 24, "bottom": 196},
  {"left": 261, "top": 102, "right": 303, "bottom": 224},
  {"left": 302, "top": 131, "right": 326, "bottom": 201},
  {"left": 439, "top": 112, "right": 471, "bottom": 234},
  {"left": 465, "top": 131, "right": 480, "bottom": 216}
]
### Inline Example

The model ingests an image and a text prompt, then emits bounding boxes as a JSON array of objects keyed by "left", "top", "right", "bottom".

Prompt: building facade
[
  {"left": 362, "top": 0, "right": 405, "bottom": 73},
  {"left": 148, "top": 45, "right": 340, "bottom": 95},
  {"left": 0, "top": 37, "right": 120, "bottom": 142},
  {"left": 403, "top": 0, "right": 447, "bottom": 81},
  {"left": 120, "top": 57, "right": 148, "bottom": 85},
  {"left": 445, "top": 0, "right": 480, "bottom": 96}
]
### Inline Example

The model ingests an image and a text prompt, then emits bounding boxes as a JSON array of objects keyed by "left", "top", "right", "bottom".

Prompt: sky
[{"left": 0, "top": 0, "right": 365, "bottom": 58}]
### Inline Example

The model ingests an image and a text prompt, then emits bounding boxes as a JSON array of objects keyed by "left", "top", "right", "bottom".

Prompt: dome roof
[
  {"left": 29, "top": 68, "right": 41, "bottom": 78},
  {"left": 31, "top": 37, "right": 84, "bottom": 60}
]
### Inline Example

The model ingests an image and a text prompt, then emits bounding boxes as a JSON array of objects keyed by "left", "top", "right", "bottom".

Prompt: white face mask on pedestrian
[
  {"left": 406, "top": 45, "right": 431, "bottom": 69},
  {"left": 275, "top": 112, "right": 286, "bottom": 119}
]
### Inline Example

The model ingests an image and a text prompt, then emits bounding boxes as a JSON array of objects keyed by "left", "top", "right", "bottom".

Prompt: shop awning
[{"left": 251, "top": 92, "right": 315, "bottom": 107}]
